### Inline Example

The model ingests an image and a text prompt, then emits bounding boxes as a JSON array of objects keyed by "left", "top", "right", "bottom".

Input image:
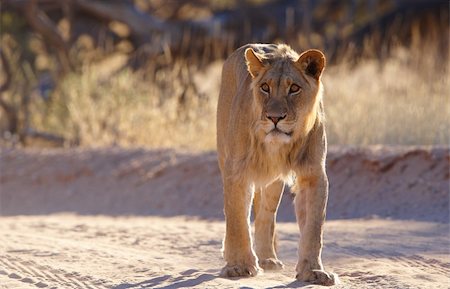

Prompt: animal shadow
[{"left": 112, "top": 269, "right": 218, "bottom": 289}]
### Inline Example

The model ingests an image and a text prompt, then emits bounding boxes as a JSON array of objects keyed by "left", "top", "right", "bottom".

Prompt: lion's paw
[
  {"left": 296, "top": 269, "right": 338, "bottom": 286},
  {"left": 220, "top": 263, "right": 260, "bottom": 278},
  {"left": 259, "top": 258, "right": 284, "bottom": 271}
]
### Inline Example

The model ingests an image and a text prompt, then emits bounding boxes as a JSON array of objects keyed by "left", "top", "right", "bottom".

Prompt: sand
[{"left": 0, "top": 146, "right": 449, "bottom": 288}]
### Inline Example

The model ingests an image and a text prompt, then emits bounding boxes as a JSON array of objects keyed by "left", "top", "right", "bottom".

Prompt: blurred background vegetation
[{"left": 0, "top": 0, "right": 448, "bottom": 150}]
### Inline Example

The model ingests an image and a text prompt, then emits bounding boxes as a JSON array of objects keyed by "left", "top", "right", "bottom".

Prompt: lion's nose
[{"left": 266, "top": 113, "right": 286, "bottom": 125}]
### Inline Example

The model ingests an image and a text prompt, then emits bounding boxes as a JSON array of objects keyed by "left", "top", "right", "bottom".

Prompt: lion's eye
[
  {"left": 289, "top": 84, "right": 301, "bottom": 94},
  {"left": 260, "top": 83, "right": 270, "bottom": 93}
]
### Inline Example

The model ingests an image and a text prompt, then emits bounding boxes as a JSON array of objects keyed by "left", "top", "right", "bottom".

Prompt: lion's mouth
[
  {"left": 264, "top": 127, "right": 292, "bottom": 144},
  {"left": 269, "top": 128, "right": 292, "bottom": 136}
]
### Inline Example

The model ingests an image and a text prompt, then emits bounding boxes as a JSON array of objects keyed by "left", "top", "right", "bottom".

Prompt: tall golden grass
[
  {"left": 36, "top": 55, "right": 220, "bottom": 150},
  {"left": 324, "top": 46, "right": 448, "bottom": 146},
  {"left": 32, "top": 44, "right": 448, "bottom": 150}
]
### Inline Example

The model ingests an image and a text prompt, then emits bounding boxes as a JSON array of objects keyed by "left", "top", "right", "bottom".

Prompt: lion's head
[{"left": 244, "top": 45, "right": 326, "bottom": 146}]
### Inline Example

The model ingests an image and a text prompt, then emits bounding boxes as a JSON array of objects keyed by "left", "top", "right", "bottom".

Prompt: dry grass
[
  {"left": 323, "top": 47, "right": 449, "bottom": 145},
  {"left": 32, "top": 46, "right": 448, "bottom": 150},
  {"left": 1, "top": 0, "right": 448, "bottom": 150},
  {"left": 37, "top": 56, "right": 221, "bottom": 150}
]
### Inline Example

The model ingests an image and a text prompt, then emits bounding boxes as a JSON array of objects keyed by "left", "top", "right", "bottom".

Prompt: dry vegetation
[
  {"left": 37, "top": 56, "right": 221, "bottom": 149},
  {"left": 324, "top": 46, "right": 449, "bottom": 146},
  {"left": 2, "top": 44, "right": 448, "bottom": 151},
  {"left": 1, "top": 0, "right": 448, "bottom": 150},
  {"left": 28, "top": 45, "right": 446, "bottom": 150}
]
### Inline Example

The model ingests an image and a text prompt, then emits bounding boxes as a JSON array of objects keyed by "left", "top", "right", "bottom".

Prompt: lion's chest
[{"left": 246, "top": 147, "right": 293, "bottom": 187}]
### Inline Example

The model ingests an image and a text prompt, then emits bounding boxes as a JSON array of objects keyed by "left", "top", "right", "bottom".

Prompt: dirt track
[
  {"left": 1, "top": 215, "right": 449, "bottom": 289},
  {"left": 0, "top": 146, "right": 449, "bottom": 288}
]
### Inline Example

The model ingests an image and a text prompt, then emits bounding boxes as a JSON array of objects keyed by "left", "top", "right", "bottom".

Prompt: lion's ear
[
  {"left": 245, "top": 48, "right": 264, "bottom": 78},
  {"left": 297, "top": 49, "right": 326, "bottom": 80}
]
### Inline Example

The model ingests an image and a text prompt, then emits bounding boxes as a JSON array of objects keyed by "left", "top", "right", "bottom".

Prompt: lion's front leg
[
  {"left": 254, "top": 180, "right": 285, "bottom": 271},
  {"left": 221, "top": 177, "right": 260, "bottom": 277},
  {"left": 294, "top": 171, "right": 338, "bottom": 286}
]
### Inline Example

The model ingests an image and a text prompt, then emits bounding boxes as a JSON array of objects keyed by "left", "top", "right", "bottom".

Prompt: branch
[
  {"left": 0, "top": 50, "right": 11, "bottom": 93},
  {"left": 74, "top": 0, "right": 173, "bottom": 44},
  {"left": 0, "top": 49, "right": 19, "bottom": 134},
  {"left": 24, "top": 0, "right": 73, "bottom": 73}
]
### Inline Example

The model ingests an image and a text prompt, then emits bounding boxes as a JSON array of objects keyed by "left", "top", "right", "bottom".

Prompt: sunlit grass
[
  {"left": 32, "top": 45, "right": 448, "bottom": 150},
  {"left": 323, "top": 47, "right": 448, "bottom": 145},
  {"left": 40, "top": 59, "right": 220, "bottom": 150}
]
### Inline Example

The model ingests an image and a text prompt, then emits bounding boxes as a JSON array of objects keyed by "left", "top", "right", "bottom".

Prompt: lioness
[{"left": 216, "top": 44, "right": 337, "bottom": 285}]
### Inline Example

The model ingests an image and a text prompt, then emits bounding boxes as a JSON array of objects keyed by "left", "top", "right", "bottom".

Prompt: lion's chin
[{"left": 264, "top": 129, "right": 292, "bottom": 145}]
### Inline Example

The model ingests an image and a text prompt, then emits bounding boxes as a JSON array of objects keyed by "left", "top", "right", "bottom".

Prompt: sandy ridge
[{"left": 1, "top": 146, "right": 448, "bottom": 221}]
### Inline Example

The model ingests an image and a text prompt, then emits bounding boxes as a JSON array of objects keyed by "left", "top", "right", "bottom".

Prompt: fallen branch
[{"left": 25, "top": 128, "right": 66, "bottom": 147}]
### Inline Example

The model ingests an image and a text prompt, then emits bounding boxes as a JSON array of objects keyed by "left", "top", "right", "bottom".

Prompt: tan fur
[{"left": 217, "top": 43, "right": 337, "bottom": 285}]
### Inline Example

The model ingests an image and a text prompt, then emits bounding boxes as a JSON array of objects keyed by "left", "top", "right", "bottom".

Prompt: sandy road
[{"left": 0, "top": 215, "right": 449, "bottom": 289}]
